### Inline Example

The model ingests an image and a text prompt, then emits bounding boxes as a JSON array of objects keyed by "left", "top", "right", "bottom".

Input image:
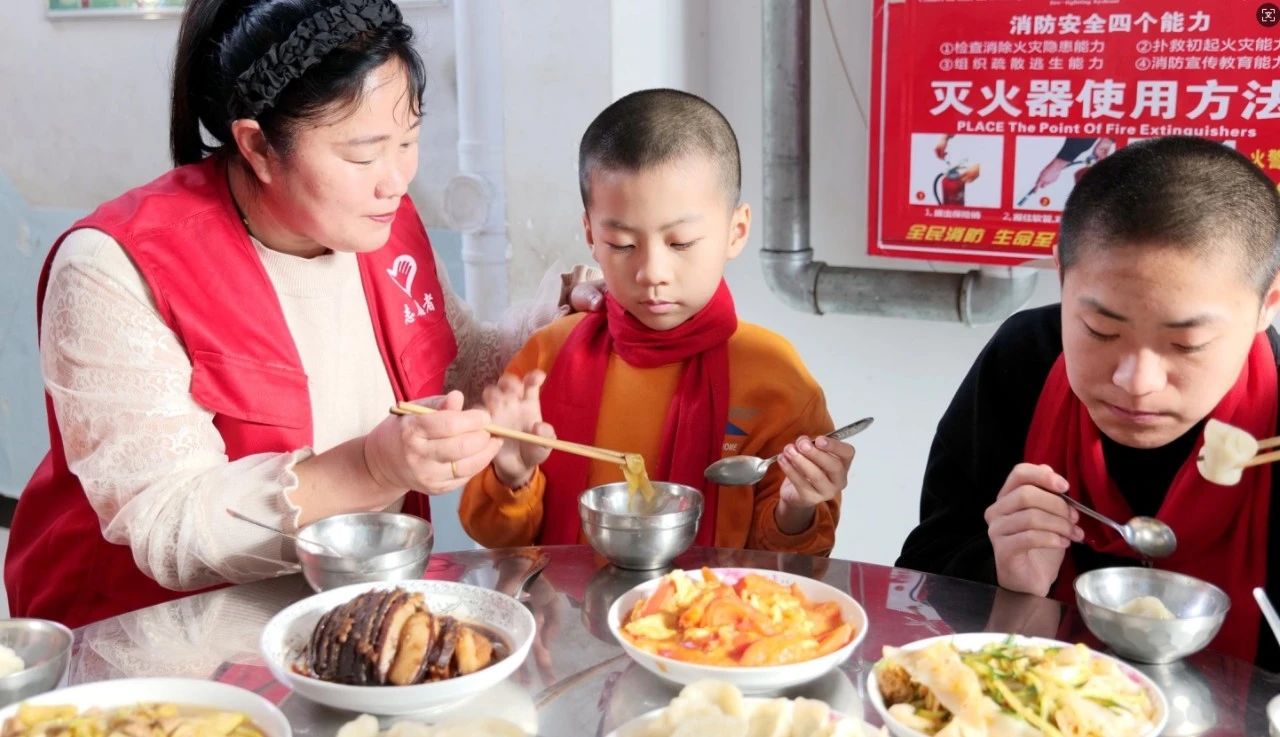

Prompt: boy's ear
[
  {"left": 1259, "top": 270, "right": 1280, "bottom": 331},
  {"left": 582, "top": 212, "right": 602, "bottom": 263},
  {"left": 727, "top": 203, "right": 751, "bottom": 259},
  {"left": 582, "top": 211, "right": 595, "bottom": 248}
]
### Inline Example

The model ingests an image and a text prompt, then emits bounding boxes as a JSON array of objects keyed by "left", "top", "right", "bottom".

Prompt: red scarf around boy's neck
[
  {"left": 538, "top": 281, "right": 737, "bottom": 547},
  {"left": 1025, "top": 332, "right": 1276, "bottom": 662}
]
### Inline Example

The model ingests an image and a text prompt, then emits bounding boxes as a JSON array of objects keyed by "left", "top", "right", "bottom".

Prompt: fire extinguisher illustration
[
  {"left": 1015, "top": 137, "right": 1116, "bottom": 207},
  {"left": 933, "top": 160, "right": 981, "bottom": 205}
]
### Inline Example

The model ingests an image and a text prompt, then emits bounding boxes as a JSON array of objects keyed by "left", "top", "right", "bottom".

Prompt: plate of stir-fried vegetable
[{"left": 867, "top": 633, "right": 1166, "bottom": 737}]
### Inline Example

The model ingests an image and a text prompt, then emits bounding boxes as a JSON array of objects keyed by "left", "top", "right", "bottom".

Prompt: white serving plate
[
  {"left": 866, "top": 633, "right": 1169, "bottom": 737},
  {"left": 260, "top": 579, "right": 534, "bottom": 715},
  {"left": 0, "top": 677, "right": 290, "bottom": 737},
  {"left": 607, "top": 568, "right": 867, "bottom": 694},
  {"left": 604, "top": 696, "right": 865, "bottom": 737}
]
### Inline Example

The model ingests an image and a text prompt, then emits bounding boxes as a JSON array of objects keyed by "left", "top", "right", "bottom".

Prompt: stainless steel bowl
[
  {"left": 0, "top": 619, "right": 73, "bottom": 707},
  {"left": 1075, "top": 567, "right": 1229, "bottom": 664},
  {"left": 579, "top": 482, "right": 702, "bottom": 570},
  {"left": 296, "top": 512, "right": 433, "bottom": 592}
]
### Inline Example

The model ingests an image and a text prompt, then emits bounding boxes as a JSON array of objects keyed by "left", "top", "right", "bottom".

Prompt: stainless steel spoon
[
  {"left": 703, "top": 417, "right": 874, "bottom": 486},
  {"left": 225, "top": 508, "right": 346, "bottom": 557},
  {"left": 511, "top": 553, "right": 550, "bottom": 603},
  {"left": 1057, "top": 495, "right": 1178, "bottom": 559}
]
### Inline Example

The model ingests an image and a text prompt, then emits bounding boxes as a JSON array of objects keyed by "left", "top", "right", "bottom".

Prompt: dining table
[{"left": 63, "top": 545, "right": 1280, "bottom": 736}]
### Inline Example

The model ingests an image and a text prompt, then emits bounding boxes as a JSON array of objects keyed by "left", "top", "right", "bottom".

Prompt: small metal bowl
[
  {"left": 296, "top": 512, "right": 433, "bottom": 592},
  {"left": 1075, "top": 567, "right": 1229, "bottom": 664},
  {"left": 0, "top": 619, "right": 73, "bottom": 708},
  {"left": 579, "top": 482, "right": 702, "bottom": 570}
]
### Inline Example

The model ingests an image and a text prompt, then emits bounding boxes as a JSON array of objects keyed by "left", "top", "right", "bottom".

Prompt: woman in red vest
[{"left": 6, "top": 0, "right": 591, "bottom": 628}]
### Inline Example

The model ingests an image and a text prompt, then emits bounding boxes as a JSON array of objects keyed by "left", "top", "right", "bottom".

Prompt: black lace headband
[{"left": 233, "top": 0, "right": 404, "bottom": 118}]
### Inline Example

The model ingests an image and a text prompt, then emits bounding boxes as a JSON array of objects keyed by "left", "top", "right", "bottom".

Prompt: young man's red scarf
[{"left": 1025, "top": 333, "right": 1275, "bottom": 661}]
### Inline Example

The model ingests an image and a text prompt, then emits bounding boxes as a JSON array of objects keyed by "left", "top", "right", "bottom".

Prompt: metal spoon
[
  {"left": 509, "top": 553, "right": 550, "bottom": 603},
  {"left": 1056, "top": 495, "right": 1178, "bottom": 559},
  {"left": 225, "top": 508, "right": 346, "bottom": 557},
  {"left": 703, "top": 417, "right": 874, "bottom": 486}
]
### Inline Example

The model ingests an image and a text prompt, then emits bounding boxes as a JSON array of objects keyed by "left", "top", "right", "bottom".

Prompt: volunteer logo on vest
[{"left": 387, "top": 254, "right": 436, "bottom": 324}]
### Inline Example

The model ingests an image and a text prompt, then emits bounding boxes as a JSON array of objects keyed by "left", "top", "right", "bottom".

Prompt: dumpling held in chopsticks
[{"left": 1197, "top": 419, "right": 1258, "bottom": 486}]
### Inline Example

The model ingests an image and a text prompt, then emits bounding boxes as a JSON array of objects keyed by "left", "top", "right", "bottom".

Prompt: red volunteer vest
[{"left": 5, "top": 156, "right": 457, "bottom": 628}]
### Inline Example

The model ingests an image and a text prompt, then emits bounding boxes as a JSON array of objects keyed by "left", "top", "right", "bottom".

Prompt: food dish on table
[
  {"left": 337, "top": 713, "right": 526, "bottom": 737},
  {"left": 619, "top": 568, "right": 855, "bottom": 667},
  {"left": 608, "top": 568, "right": 867, "bottom": 692},
  {"left": 1, "top": 703, "right": 265, "bottom": 737},
  {"left": 0, "top": 680, "right": 289, "bottom": 737},
  {"left": 871, "top": 635, "right": 1165, "bottom": 737},
  {"left": 261, "top": 580, "right": 534, "bottom": 714},
  {"left": 303, "top": 588, "right": 506, "bottom": 686},
  {"left": 607, "top": 680, "right": 881, "bottom": 737}
]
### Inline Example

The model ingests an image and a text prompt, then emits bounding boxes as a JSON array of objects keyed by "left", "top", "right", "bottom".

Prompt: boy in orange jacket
[{"left": 460, "top": 89, "right": 855, "bottom": 554}]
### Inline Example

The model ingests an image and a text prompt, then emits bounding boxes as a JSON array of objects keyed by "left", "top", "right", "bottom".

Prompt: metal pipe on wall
[
  {"left": 759, "top": 0, "right": 1038, "bottom": 325},
  {"left": 451, "top": 0, "right": 510, "bottom": 322}
]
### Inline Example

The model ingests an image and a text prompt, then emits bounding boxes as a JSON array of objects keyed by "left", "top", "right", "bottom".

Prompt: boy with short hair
[
  {"left": 898, "top": 136, "right": 1280, "bottom": 667},
  {"left": 460, "top": 88, "right": 855, "bottom": 554}
]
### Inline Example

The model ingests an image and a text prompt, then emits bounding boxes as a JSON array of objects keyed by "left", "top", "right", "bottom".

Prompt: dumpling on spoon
[{"left": 1197, "top": 419, "right": 1258, "bottom": 486}]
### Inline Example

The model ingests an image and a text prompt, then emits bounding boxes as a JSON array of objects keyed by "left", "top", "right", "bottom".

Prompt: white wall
[
  {"left": 611, "top": 0, "right": 709, "bottom": 100},
  {"left": 499, "top": 0, "right": 612, "bottom": 295},
  {"left": 0, "top": 1, "right": 459, "bottom": 222}
]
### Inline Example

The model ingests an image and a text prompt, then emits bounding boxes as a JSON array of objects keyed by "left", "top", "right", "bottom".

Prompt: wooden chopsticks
[
  {"left": 390, "top": 401, "right": 628, "bottom": 466},
  {"left": 1198, "top": 434, "right": 1280, "bottom": 468},
  {"left": 1244, "top": 436, "right": 1280, "bottom": 468}
]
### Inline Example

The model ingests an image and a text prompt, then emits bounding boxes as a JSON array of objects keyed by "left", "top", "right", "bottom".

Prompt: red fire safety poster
[{"left": 869, "top": 0, "right": 1280, "bottom": 264}]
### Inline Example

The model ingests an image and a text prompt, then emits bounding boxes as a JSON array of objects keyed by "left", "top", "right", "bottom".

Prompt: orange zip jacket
[{"left": 460, "top": 313, "right": 840, "bottom": 555}]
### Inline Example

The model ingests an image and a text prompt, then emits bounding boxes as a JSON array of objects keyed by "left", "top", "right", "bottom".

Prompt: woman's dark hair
[
  {"left": 170, "top": 0, "right": 426, "bottom": 166},
  {"left": 1061, "top": 136, "right": 1280, "bottom": 294}
]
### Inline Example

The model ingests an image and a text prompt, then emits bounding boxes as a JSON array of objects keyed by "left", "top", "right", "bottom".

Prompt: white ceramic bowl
[
  {"left": 607, "top": 567, "right": 867, "bottom": 693},
  {"left": 0, "top": 678, "right": 289, "bottom": 737},
  {"left": 604, "top": 696, "right": 865, "bottom": 737},
  {"left": 602, "top": 658, "right": 862, "bottom": 731},
  {"left": 867, "top": 633, "right": 1168, "bottom": 737},
  {"left": 1269, "top": 693, "right": 1280, "bottom": 737},
  {"left": 260, "top": 579, "right": 535, "bottom": 714}
]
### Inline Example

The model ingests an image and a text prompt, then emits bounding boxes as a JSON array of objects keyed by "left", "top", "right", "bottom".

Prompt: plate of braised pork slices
[{"left": 260, "top": 580, "right": 535, "bottom": 714}]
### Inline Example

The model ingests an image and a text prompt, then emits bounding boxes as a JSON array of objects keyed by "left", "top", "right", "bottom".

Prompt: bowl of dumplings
[
  {"left": 1074, "top": 567, "right": 1229, "bottom": 664},
  {"left": 604, "top": 679, "right": 878, "bottom": 737}
]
